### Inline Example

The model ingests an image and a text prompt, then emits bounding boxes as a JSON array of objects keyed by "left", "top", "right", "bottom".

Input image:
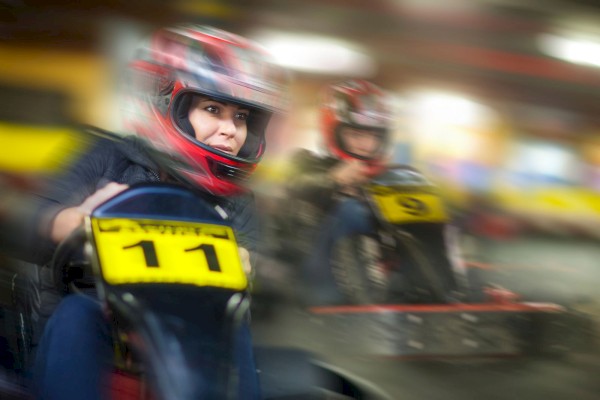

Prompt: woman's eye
[
  {"left": 236, "top": 112, "right": 249, "bottom": 121},
  {"left": 204, "top": 105, "right": 219, "bottom": 114}
]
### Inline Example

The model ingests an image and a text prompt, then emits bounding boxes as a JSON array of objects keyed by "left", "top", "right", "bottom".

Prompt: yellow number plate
[
  {"left": 89, "top": 217, "right": 247, "bottom": 290},
  {"left": 370, "top": 192, "right": 448, "bottom": 224}
]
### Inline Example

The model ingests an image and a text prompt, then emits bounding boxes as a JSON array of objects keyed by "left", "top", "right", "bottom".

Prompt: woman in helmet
[
  {"left": 320, "top": 79, "right": 391, "bottom": 175},
  {"left": 285, "top": 79, "right": 393, "bottom": 306},
  {"left": 122, "top": 24, "right": 285, "bottom": 197},
  {"left": 27, "top": 25, "right": 287, "bottom": 400}
]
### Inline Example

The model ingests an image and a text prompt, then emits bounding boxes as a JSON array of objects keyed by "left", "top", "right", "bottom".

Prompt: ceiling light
[
  {"left": 408, "top": 91, "right": 492, "bottom": 127},
  {"left": 538, "top": 33, "right": 600, "bottom": 68},
  {"left": 252, "top": 31, "right": 377, "bottom": 77}
]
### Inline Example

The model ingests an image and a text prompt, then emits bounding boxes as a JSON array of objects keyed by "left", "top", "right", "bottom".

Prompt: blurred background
[
  {"left": 2, "top": 0, "right": 600, "bottom": 238},
  {"left": 1, "top": 1, "right": 600, "bottom": 398}
]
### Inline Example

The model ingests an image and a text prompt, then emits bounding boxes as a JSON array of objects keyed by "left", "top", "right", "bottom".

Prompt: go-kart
[
  {"left": 0, "top": 183, "right": 391, "bottom": 399},
  {"left": 260, "top": 165, "right": 592, "bottom": 359}
]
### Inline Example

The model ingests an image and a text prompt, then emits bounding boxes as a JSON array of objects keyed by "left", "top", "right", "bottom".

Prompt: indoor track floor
[{"left": 252, "top": 234, "right": 600, "bottom": 400}]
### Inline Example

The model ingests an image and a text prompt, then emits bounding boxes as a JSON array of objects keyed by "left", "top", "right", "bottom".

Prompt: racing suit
[{"left": 19, "top": 127, "right": 261, "bottom": 400}]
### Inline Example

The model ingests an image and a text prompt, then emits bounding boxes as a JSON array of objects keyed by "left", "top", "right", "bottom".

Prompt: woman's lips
[{"left": 212, "top": 144, "right": 234, "bottom": 154}]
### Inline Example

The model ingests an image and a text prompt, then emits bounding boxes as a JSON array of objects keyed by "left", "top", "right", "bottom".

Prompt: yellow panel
[
  {"left": 90, "top": 217, "right": 248, "bottom": 290},
  {"left": 0, "top": 122, "right": 85, "bottom": 172},
  {"left": 369, "top": 187, "right": 448, "bottom": 224},
  {"left": 0, "top": 45, "right": 111, "bottom": 126}
]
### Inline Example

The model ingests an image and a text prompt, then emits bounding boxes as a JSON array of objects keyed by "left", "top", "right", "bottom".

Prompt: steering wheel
[{"left": 48, "top": 224, "right": 90, "bottom": 295}]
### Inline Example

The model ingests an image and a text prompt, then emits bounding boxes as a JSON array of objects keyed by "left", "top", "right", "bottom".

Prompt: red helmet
[
  {"left": 320, "top": 79, "right": 392, "bottom": 165},
  {"left": 125, "top": 25, "right": 288, "bottom": 195}
]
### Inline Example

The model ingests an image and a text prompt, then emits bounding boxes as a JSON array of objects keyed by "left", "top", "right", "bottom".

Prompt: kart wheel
[
  {"left": 0, "top": 260, "right": 37, "bottom": 376},
  {"left": 332, "top": 230, "right": 460, "bottom": 305},
  {"left": 331, "top": 235, "right": 387, "bottom": 304}
]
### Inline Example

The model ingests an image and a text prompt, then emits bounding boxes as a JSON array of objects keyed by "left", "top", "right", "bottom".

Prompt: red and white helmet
[
  {"left": 320, "top": 79, "right": 392, "bottom": 164},
  {"left": 125, "top": 25, "right": 288, "bottom": 195}
]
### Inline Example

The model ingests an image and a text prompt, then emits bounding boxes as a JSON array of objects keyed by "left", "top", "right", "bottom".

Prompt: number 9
[{"left": 398, "top": 196, "right": 428, "bottom": 216}]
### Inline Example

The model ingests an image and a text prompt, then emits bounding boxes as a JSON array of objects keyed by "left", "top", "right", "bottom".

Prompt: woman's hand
[
  {"left": 329, "top": 159, "right": 370, "bottom": 188},
  {"left": 238, "top": 247, "right": 252, "bottom": 276},
  {"left": 50, "top": 182, "right": 129, "bottom": 243}
]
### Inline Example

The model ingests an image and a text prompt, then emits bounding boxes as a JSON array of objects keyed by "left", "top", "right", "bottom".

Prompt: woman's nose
[{"left": 219, "top": 117, "right": 238, "bottom": 137}]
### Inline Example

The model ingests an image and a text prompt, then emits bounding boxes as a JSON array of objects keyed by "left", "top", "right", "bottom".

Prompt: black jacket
[
  {"left": 19, "top": 128, "right": 259, "bottom": 266},
  {"left": 8, "top": 127, "right": 260, "bottom": 348}
]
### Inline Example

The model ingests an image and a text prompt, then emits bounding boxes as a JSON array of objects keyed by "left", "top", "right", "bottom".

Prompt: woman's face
[
  {"left": 188, "top": 96, "right": 250, "bottom": 156},
  {"left": 339, "top": 126, "right": 382, "bottom": 158}
]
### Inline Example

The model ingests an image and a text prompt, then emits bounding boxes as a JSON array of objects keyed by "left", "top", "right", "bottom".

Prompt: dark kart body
[
  {"left": 0, "top": 183, "right": 390, "bottom": 399},
  {"left": 260, "top": 165, "right": 592, "bottom": 358}
]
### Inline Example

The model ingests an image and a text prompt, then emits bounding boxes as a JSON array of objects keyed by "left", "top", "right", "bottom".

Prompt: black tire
[
  {"left": 331, "top": 227, "right": 464, "bottom": 305},
  {"left": 331, "top": 235, "right": 387, "bottom": 304},
  {"left": 330, "top": 233, "right": 439, "bottom": 305},
  {"left": 0, "top": 259, "right": 37, "bottom": 376}
]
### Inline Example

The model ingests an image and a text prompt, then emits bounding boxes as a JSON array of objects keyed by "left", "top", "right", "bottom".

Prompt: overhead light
[
  {"left": 252, "top": 31, "right": 377, "bottom": 77},
  {"left": 408, "top": 91, "right": 493, "bottom": 127},
  {"left": 538, "top": 33, "right": 600, "bottom": 68}
]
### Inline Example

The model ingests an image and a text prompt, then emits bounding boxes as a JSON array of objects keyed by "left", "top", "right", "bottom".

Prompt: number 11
[{"left": 122, "top": 240, "right": 222, "bottom": 272}]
